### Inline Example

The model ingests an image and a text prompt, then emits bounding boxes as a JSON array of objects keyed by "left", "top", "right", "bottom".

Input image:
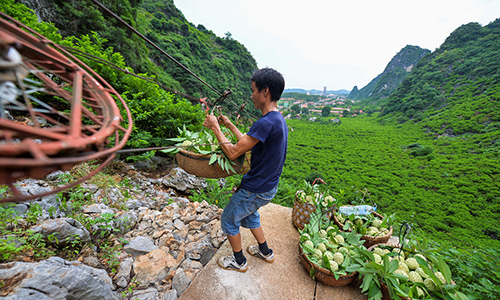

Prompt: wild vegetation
[{"left": 0, "top": 161, "right": 135, "bottom": 275}]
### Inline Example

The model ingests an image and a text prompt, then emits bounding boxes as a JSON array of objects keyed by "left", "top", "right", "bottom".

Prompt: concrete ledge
[{"left": 179, "top": 203, "right": 367, "bottom": 300}]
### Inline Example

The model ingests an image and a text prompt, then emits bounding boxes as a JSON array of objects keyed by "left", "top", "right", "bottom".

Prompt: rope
[
  {"left": 87, "top": 1, "right": 260, "bottom": 121},
  {"left": 114, "top": 141, "right": 232, "bottom": 154},
  {"left": 91, "top": 0, "right": 223, "bottom": 97}
]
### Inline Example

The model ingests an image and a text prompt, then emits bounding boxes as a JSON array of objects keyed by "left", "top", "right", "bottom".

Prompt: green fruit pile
[
  {"left": 299, "top": 224, "right": 366, "bottom": 277},
  {"left": 360, "top": 244, "right": 461, "bottom": 299}
]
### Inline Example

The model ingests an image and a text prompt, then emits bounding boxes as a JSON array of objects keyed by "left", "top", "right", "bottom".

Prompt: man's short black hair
[{"left": 251, "top": 68, "right": 285, "bottom": 101}]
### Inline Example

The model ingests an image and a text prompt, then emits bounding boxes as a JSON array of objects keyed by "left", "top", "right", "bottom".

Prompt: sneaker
[
  {"left": 246, "top": 245, "right": 275, "bottom": 263},
  {"left": 217, "top": 255, "right": 248, "bottom": 272}
]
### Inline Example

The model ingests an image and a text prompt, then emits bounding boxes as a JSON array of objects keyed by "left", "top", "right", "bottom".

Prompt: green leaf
[
  {"left": 209, "top": 154, "right": 217, "bottom": 165},
  {"left": 438, "top": 256, "right": 452, "bottom": 283},
  {"left": 309, "top": 267, "right": 317, "bottom": 279},
  {"left": 388, "top": 258, "right": 399, "bottom": 273},
  {"left": 160, "top": 148, "right": 178, "bottom": 154},
  {"left": 345, "top": 264, "right": 361, "bottom": 273},
  {"left": 302, "top": 243, "right": 315, "bottom": 254},
  {"left": 360, "top": 273, "right": 374, "bottom": 292},
  {"left": 198, "top": 149, "right": 212, "bottom": 155},
  {"left": 166, "top": 137, "right": 186, "bottom": 142},
  {"left": 323, "top": 255, "right": 331, "bottom": 270}
]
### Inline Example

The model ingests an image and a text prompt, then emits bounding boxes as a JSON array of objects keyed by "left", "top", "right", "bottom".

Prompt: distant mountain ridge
[
  {"left": 284, "top": 88, "right": 350, "bottom": 95},
  {"left": 349, "top": 45, "right": 430, "bottom": 102}
]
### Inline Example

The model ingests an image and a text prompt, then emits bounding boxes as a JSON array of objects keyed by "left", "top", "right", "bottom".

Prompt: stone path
[{"left": 179, "top": 203, "right": 368, "bottom": 300}]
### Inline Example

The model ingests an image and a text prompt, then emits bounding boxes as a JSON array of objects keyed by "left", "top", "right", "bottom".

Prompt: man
[{"left": 203, "top": 68, "right": 288, "bottom": 272}]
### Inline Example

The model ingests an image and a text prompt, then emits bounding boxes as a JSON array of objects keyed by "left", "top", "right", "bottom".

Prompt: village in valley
[{"left": 277, "top": 89, "right": 363, "bottom": 122}]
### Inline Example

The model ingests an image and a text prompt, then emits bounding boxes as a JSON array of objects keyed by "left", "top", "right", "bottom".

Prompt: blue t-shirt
[{"left": 240, "top": 111, "right": 288, "bottom": 193}]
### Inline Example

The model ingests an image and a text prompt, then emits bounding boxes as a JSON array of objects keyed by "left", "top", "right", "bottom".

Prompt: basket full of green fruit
[
  {"left": 298, "top": 204, "right": 366, "bottom": 286},
  {"left": 162, "top": 125, "right": 250, "bottom": 178},
  {"left": 358, "top": 243, "right": 466, "bottom": 300},
  {"left": 333, "top": 207, "right": 394, "bottom": 248}
]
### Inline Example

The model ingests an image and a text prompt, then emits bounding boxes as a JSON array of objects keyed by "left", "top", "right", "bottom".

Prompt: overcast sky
[{"left": 174, "top": 0, "right": 500, "bottom": 91}]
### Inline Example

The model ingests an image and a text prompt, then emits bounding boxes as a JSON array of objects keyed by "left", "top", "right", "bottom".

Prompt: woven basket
[
  {"left": 333, "top": 211, "right": 392, "bottom": 248},
  {"left": 299, "top": 244, "right": 358, "bottom": 287},
  {"left": 366, "top": 243, "right": 456, "bottom": 300},
  {"left": 292, "top": 190, "right": 316, "bottom": 231},
  {"left": 364, "top": 244, "right": 407, "bottom": 300},
  {"left": 176, "top": 149, "right": 250, "bottom": 178}
]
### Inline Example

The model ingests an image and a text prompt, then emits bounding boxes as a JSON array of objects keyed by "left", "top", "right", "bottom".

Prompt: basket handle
[{"left": 312, "top": 178, "right": 326, "bottom": 185}]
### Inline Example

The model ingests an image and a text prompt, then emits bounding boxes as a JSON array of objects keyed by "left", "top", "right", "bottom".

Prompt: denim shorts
[{"left": 220, "top": 186, "right": 278, "bottom": 236}]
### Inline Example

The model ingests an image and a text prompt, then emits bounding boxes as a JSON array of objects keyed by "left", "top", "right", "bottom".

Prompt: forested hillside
[
  {"left": 349, "top": 45, "right": 430, "bottom": 106},
  {"left": 381, "top": 20, "right": 500, "bottom": 141}
]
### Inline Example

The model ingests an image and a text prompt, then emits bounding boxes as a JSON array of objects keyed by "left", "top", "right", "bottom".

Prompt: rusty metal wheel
[{"left": 0, "top": 12, "right": 133, "bottom": 203}]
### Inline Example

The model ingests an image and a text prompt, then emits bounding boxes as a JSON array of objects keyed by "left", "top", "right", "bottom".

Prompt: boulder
[
  {"left": 161, "top": 168, "right": 207, "bottom": 193},
  {"left": 30, "top": 218, "right": 91, "bottom": 246},
  {"left": 132, "top": 249, "right": 169, "bottom": 285},
  {"left": 0, "top": 257, "right": 119, "bottom": 300},
  {"left": 123, "top": 236, "right": 158, "bottom": 257}
]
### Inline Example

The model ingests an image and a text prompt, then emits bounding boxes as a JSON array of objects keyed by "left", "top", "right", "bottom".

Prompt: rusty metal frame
[{"left": 0, "top": 12, "right": 133, "bottom": 203}]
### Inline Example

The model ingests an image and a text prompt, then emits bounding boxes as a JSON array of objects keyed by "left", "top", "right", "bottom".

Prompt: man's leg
[
  {"left": 227, "top": 233, "right": 242, "bottom": 252},
  {"left": 250, "top": 226, "right": 266, "bottom": 244},
  {"left": 248, "top": 226, "right": 274, "bottom": 262}
]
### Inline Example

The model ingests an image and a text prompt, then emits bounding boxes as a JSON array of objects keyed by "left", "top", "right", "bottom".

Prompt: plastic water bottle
[{"left": 339, "top": 205, "right": 376, "bottom": 215}]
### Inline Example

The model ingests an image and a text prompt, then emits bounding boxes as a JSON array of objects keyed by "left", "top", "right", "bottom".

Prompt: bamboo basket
[
  {"left": 292, "top": 191, "right": 334, "bottom": 231},
  {"left": 176, "top": 149, "right": 250, "bottom": 178},
  {"left": 292, "top": 190, "right": 316, "bottom": 231},
  {"left": 299, "top": 244, "right": 358, "bottom": 287},
  {"left": 333, "top": 211, "right": 393, "bottom": 248}
]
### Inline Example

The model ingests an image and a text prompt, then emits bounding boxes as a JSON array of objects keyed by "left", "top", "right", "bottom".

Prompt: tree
[
  {"left": 321, "top": 106, "right": 331, "bottom": 117},
  {"left": 291, "top": 104, "right": 301, "bottom": 114}
]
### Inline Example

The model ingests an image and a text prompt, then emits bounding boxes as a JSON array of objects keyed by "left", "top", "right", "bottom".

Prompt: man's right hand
[{"left": 217, "top": 115, "right": 232, "bottom": 127}]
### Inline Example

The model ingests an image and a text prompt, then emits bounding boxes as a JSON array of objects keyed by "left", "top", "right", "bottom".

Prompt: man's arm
[
  {"left": 204, "top": 114, "right": 258, "bottom": 160},
  {"left": 218, "top": 115, "right": 244, "bottom": 141}
]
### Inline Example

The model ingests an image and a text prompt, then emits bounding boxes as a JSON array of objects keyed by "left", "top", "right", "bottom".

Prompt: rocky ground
[{"left": 0, "top": 157, "right": 228, "bottom": 300}]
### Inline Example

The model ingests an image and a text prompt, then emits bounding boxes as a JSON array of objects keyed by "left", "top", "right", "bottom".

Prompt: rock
[
  {"left": 129, "top": 287, "right": 159, "bottom": 300},
  {"left": 133, "top": 249, "right": 169, "bottom": 285},
  {"left": 32, "top": 193, "right": 62, "bottom": 219},
  {"left": 30, "top": 218, "right": 91, "bottom": 246},
  {"left": 12, "top": 203, "right": 29, "bottom": 216},
  {"left": 114, "top": 257, "right": 133, "bottom": 288},
  {"left": 114, "top": 211, "right": 138, "bottom": 234},
  {"left": 161, "top": 289, "right": 178, "bottom": 300},
  {"left": 199, "top": 247, "right": 218, "bottom": 266},
  {"left": 83, "top": 256, "right": 103, "bottom": 268},
  {"left": 180, "top": 258, "right": 203, "bottom": 270},
  {"left": 161, "top": 168, "right": 207, "bottom": 193},
  {"left": 80, "top": 183, "right": 99, "bottom": 194},
  {"left": 125, "top": 199, "right": 149, "bottom": 210},
  {"left": 173, "top": 219, "right": 185, "bottom": 230},
  {"left": 123, "top": 236, "right": 158, "bottom": 257},
  {"left": 83, "top": 203, "right": 114, "bottom": 215},
  {"left": 171, "top": 268, "right": 191, "bottom": 297},
  {"left": 0, "top": 257, "right": 119, "bottom": 300}
]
